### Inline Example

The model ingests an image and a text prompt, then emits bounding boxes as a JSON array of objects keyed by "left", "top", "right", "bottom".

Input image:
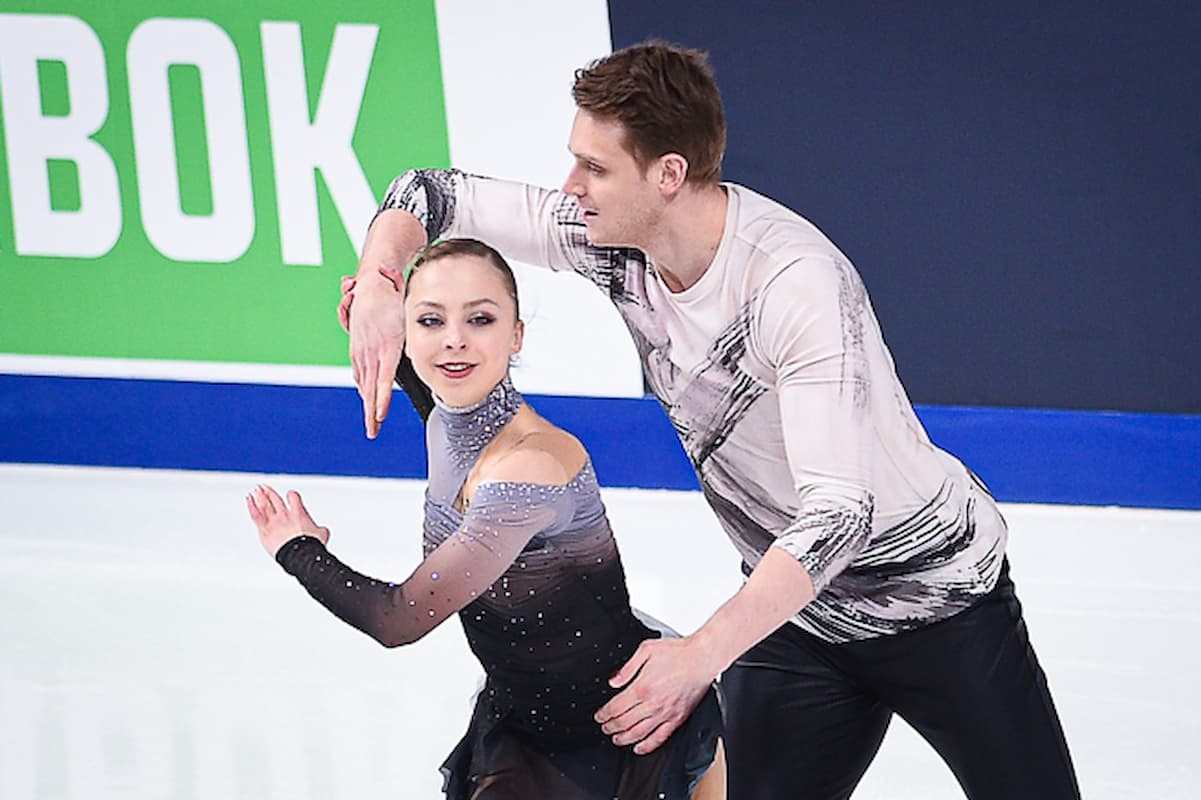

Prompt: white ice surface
[{"left": 1, "top": 463, "right": 1198, "bottom": 798}]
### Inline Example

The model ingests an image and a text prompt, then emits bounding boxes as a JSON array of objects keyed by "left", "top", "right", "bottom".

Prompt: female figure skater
[{"left": 247, "top": 238, "right": 724, "bottom": 799}]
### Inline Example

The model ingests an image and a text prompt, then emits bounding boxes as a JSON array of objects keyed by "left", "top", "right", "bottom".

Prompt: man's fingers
[
  {"left": 378, "top": 263, "right": 406, "bottom": 290},
  {"left": 370, "top": 340, "right": 401, "bottom": 428},
  {"left": 359, "top": 350, "right": 379, "bottom": 403},
  {"left": 351, "top": 342, "right": 370, "bottom": 395},
  {"left": 363, "top": 402, "right": 378, "bottom": 440},
  {"left": 611, "top": 713, "right": 667, "bottom": 748},
  {"left": 631, "top": 718, "right": 680, "bottom": 755},
  {"left": 344, "top": 270, "right": 406, "bottom": 439},
  {"left": 360, "top": 357, "right": 380, "bottom": 438},
  {"left": 374, "top": 371, "right": 394, "bottom": 424},
  {"left": 596, "top": 678, "right": 644, "bottom": 725},
  {"left": 609, "top": 643, "right": 652, "bottom": 691},
  {"left": 600, "top": 697, "right": 656, "bottom": 737}
]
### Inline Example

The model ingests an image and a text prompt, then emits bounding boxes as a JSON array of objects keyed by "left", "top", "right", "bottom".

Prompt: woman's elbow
[{"left": 376, "top": 627, "right": 429, "bottom": 649}]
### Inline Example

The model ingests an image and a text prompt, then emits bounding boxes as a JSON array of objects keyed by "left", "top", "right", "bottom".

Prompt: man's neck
[{"left": 643, "top": 183, "right": 728, "bottom": 293}]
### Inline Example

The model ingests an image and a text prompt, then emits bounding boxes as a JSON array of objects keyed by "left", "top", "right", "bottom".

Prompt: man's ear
[{"left": 657, "top": 153, "right": 689, "bottom": 196}]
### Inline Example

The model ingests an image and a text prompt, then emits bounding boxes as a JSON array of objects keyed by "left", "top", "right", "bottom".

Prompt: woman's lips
[{"left": 436, "top": 363, "right": 475, "bottom": 379}]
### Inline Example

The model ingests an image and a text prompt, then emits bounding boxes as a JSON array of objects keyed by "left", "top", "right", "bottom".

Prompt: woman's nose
[{"left": 442, "top": 324, "right": 466, "bottom": 349}]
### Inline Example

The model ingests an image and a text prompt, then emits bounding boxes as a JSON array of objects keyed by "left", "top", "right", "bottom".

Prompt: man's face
[{"left": 563, "top": 109, "right": 663, "bottom": 248}]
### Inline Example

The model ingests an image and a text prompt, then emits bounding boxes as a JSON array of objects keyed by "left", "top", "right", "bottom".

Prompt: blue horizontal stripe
[{"left": 1, "top": 374, "right": 1197, "bottom": 509}]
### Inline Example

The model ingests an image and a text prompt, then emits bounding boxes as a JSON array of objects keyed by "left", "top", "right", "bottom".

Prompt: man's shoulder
[
  {"left": 726, "top": 182, "right": 811, "bottom": 221},
  {"left": 724, "top": 184, "right": 848, "bottom": 284},
  {"left": 728, "top": 184, "right": 835, "bottom": 246}
]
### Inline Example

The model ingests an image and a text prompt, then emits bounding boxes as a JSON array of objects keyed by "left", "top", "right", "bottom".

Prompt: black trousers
[{"left": 721, "top": 562, "right": 1080, "bottom": 799}]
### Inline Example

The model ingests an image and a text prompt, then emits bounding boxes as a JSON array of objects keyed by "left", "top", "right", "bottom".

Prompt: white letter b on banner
[{"left": 0, "top": 14, "right": 121, "bottom": 258}]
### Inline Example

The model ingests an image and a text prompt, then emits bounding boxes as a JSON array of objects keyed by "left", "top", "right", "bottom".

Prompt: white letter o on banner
[{"left": 127, "top": 18, "right": 254, "bottom": 263}]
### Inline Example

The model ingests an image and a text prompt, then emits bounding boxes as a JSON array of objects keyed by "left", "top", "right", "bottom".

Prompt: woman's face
[{"left": 404, "top": 254, "right": 523, "bottom": 408}]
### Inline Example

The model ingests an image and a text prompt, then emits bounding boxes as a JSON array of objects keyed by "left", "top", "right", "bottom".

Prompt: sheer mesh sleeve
[{"left": 276, "top": 482, "right": 573, "bottom": 647}]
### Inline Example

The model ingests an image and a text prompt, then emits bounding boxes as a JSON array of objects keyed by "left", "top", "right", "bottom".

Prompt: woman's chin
[{"left": 431, "top": 377, "right": 495, "bottom": 408}]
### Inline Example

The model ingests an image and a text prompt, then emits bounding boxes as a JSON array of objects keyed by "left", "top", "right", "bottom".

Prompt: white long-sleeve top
[{"left": 379, "top": 169, "right": 1007, "bottom": 643}]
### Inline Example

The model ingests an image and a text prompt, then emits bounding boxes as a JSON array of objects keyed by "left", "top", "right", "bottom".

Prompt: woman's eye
[
  {"left": 416, "top": 316, "right": 442, "bottom": 328},
  {"left": 587, "top": 163, "right": 604, "bottom": 175},
  {"left": 469, "top": 314, "right": 495, "bottom": 326}
]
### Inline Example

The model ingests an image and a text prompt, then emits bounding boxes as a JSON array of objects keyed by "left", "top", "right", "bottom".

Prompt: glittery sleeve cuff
[{"left": 275, "top": 534, "right": 327, "bottom": 574}]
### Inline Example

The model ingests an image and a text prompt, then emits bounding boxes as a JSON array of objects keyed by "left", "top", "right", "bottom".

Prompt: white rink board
[{"left": 1, "top": 463, "right": 1199, "bottom": 799}]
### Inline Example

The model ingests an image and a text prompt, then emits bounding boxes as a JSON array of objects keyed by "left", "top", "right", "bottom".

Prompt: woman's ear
[{"left": 512, "top": 319, "right": 525, "bottom": 354}]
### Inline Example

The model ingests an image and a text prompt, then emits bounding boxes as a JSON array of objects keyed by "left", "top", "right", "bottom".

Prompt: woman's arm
[{"left": 248, "top": 480, "right": 569, "bottom": 647}]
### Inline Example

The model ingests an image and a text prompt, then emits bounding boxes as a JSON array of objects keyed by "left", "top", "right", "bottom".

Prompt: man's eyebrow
[{"left": 570, "top": 148, "right": 603, "bottom": 165}]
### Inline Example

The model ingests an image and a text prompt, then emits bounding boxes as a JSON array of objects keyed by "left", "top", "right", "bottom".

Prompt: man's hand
[
  {"left": 596, "top": 548, "right": 817, "bottom": 754},
  {"left": 595, "top": 635, "right": 718, "bottom": 755},
  {"left": 342, "top": 264, "right": 408, "bottom": 439}
]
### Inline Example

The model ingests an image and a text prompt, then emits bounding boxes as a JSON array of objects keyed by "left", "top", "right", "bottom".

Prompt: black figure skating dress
[{"left": 276, "top": 379, "right": 721, "bottom": 798}]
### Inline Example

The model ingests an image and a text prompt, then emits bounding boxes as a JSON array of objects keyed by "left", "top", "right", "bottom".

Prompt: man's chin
[{"left": 584, "top": 227, "right": 626, "bottom": 249}]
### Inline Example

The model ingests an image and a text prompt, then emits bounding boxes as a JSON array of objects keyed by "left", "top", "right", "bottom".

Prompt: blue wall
[
  {"left": 608, "top": 0, "right": 1201, "bottom": 414},
  {"left": 2, "top": 374, "right": 1198, "bottom": 509}
]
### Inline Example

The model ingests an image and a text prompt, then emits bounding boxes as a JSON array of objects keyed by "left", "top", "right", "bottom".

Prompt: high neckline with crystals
[{"left": 434, "top": 376, "right": 524, "bottom": 471}]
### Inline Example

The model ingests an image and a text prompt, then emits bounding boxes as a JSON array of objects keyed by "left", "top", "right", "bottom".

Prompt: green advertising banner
[{"left": 0, "top": 1, "right": 449, "bottom": 366}]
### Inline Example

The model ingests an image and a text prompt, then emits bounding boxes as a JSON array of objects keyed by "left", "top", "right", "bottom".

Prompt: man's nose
[{"left": 562, "top": 165, "right": 584, "bottom": 197}]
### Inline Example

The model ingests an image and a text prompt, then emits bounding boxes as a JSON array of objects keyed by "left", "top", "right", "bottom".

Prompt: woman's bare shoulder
[{"left": 482, "top": 422, "right": 588, "bottom": 487}]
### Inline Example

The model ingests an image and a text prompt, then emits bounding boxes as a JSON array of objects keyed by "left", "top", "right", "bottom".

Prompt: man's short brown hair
[{"left": 572, "top": 41, "right": 726, "bottom": 185}]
